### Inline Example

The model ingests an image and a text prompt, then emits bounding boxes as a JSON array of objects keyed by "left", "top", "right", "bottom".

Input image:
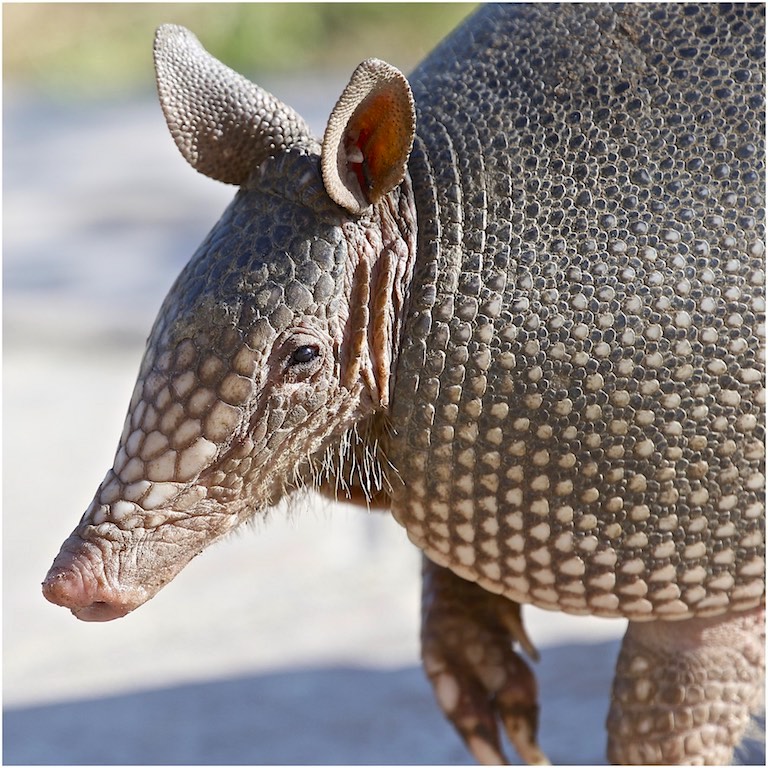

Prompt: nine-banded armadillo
[{"left": 43, "top": 4, "right": 765, "bottom": 765}]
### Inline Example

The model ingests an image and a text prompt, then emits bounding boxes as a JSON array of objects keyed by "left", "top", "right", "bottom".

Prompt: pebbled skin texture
[
  {"left": 421, "top": 556, "right": 547, "bottom": 765},
  {"left": 43, "top": 4, "right": 764, "bottom": 764},
  {"left": 387, "top": 5, "right": 765, "bottom": 761},
  {"left": 43, "top": 149, "right": 418, "bottom": 620},
  {"left": 391, "top": 2, "right": 765, "bottom": 623},
  {"left": 154, "top": 25, "right": 318, "bottom": 185},
  {"left": 606, "top": 606, "right": 765, "bottom": 765}
]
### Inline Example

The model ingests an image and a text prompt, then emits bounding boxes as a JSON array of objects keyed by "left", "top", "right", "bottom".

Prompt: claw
[
  {"left": 494, "top": 650, "right": 549, "bottom": 765},
  {"left": 497, "top": 603, "right": 539, "bottom": 663},
  {"left": 421, "top": 556, "right": 550, "bottom": 765},
  {"left": 423, "top": 652, "right": 508, "bottom": 764}
]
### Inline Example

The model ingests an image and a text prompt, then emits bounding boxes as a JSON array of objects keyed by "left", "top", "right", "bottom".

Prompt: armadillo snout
[
  {"left": 42, "top": 569, "right": 131, "bottom": 621},
  {"left": 42, "top": 534, "right": 145, "bottom": 622}
]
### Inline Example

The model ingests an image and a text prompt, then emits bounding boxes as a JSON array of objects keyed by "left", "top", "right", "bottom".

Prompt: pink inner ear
[
  {"left": 346, "top": 126, "right": 374, "bottom": 202},
  {"left": 344, "top": 88, "right": 410, "bottom": 205},
  {"left": 321, "top": 58, "right": 414, "bottom": 214}
]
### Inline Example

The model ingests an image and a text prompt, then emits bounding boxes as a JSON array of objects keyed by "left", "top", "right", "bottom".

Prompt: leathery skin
[{"left": 43, "top": 4, "right": 764, "bottom": 764}]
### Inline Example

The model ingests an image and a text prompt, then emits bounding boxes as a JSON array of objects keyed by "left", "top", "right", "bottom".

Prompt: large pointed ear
[
  {"left": 154, "top": 25, "right": 318, "bottom": 186},
  {"left": 321, "top": 59, "right": 415, "bottom": 214}
]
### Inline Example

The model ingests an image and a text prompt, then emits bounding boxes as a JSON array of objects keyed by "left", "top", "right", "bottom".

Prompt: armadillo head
[{"left": 43, "top": 25, "right": 417, "bottom": 621}]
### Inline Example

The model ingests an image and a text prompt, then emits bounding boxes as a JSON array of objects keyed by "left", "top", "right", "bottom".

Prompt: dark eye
[{"left": 289, "top": 345, "right": 320, "bottom": 366}]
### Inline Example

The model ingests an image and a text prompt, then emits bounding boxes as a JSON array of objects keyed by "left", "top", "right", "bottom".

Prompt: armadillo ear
[
  {"left": 154, "top": 25, "right": 318, "bottom": 186},
  {"left": 322, "top": 59, "right": 415, "bottom": 214}
]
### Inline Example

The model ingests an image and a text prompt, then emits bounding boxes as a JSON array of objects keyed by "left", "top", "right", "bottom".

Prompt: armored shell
[
  {"left": 389, "top": 2, "right": 766, "bottom": 621},
  {"left": 41, "top": 4, "right": 765, "bottom": 763}
]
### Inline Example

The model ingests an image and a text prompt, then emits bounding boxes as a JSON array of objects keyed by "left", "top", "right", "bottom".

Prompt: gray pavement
[{"left": 4, "top": 81, "right": 762, "bottom": 766}]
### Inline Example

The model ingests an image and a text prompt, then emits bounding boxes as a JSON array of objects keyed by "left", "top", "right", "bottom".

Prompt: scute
[{"left": 390, "top": 2, "right": 765, "bottom": 621}]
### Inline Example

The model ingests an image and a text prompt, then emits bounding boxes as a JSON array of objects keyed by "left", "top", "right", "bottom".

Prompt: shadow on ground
[
  {"left": 5, "top": 635, "right": 765, "bottom": 767},
  {"left": 6, "top": 641, "right": 626, "bottom": 765},
  {"left": 8, "top": 666, "right": 460, "bottom": 765}
]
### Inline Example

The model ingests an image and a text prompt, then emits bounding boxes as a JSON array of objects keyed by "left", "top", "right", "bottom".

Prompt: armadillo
[{"left": 43, "top": 4, "right": 764, "bottom": 765}]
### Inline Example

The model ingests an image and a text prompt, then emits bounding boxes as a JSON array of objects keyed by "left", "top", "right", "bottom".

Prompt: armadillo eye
[{"left": 289, "top": 344, "right": 320, "bottom": 366}]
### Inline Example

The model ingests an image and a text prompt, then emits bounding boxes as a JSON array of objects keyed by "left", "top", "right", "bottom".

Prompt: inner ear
[{"left": 322, "top": 59, "right": 416, "bottom": 214}]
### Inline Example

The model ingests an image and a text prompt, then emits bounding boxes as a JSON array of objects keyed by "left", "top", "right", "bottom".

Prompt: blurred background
[
  {"left": 4, "top": 3, "right": 475, "bottom": 94},
  {"left": 4, "top": 4, "right": 761, "bottom": 766}
]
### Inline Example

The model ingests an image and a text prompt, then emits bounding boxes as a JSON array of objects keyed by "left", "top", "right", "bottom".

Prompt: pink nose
[
  {"left": 42, "top": 529, "right": 143, "bottom": 622},
  {"left": 42, "top": 565, "right": 132, "bottom": 622}
]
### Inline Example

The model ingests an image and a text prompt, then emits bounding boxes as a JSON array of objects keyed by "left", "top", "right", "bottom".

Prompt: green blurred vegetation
[{"left": 4, "top": 3, "right": 476, "bottom": 95}]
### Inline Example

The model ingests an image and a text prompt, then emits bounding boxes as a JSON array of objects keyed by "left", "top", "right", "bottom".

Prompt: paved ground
[{"left": 4, "top": 80, "right": 763, "bottom": 765}]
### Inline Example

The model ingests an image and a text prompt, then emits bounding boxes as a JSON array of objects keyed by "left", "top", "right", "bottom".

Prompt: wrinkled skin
[
  {"left": 607, "top": 606, "right": 765, "bottom": 765},
  {"left": 421, "top": 557, "right": 547, "bottom": 766},
  {"left": 44, "top": 152, "right": 418, "bottom": 621},
  {"left": 43, "top": 7, "right": 764, "bottom": 766},
  {"left": 316, "top": 461, "right": 549, "bottom": 763}
]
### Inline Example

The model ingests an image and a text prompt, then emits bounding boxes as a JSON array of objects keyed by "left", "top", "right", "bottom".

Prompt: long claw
[
  {"left": 497, "top": 604, "right": 540, "bottom": 663},
  {"left": 495, "top": 654, "right": 549, "bottom": 765},
  {"left": 423, "top": 649, "right": 509, "bottom": 764},
  {"left": 421, "top": 557, "right": 550, "bottom": 765}
]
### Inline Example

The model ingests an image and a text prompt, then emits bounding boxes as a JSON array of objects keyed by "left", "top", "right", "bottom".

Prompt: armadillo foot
[
  {"left": 607, "top": 606, "right": 765, "bottom": 765},
  {"left": 421, "top": 556, "right": 549, "bottom": 765}
]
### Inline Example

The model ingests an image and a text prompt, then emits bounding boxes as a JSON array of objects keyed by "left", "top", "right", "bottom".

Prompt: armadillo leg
[
  {"left": 607, "top": 606, "right": 765, "bottom": 765},
  {"left": 421, "top": 556, "right": 549, "bottom": 765}
]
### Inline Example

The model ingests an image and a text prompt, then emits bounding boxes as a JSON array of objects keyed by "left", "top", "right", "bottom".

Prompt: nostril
[
  {"left": 42, "top": 567, "right": 79, "bottom": 608},
  {"left": 43, "top": 531, "right": 157, "bottom": 622},
  {"left": 42, "top": 571, "right": 131, "bottom": 621},
  {"left": 43, "top": 555, "right": 138, "bottom": 622},
  {"left": 42, "top": 560, "right": 100, "bottom": 607}
]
